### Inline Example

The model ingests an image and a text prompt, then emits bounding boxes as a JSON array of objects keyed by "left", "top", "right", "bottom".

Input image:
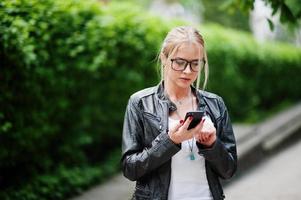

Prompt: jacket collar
[{"left": 156, "top": 81, "right": 206, "bottom": 112}]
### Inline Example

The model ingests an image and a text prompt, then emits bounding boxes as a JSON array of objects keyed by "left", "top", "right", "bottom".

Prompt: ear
[{"left": 160, "top": 52, "right": 167, "bottom": 66}]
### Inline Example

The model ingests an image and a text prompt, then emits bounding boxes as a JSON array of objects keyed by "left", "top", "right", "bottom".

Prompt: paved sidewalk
[
  {"left": 71, "top": 173, "right": 134, "bottom": 200},
  {"left": 224, "top": 139, "right": 301, "bottom": 199}
]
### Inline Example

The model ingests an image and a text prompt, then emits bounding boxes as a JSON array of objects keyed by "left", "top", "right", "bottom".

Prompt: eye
[
  {"left": 191, "top": 61, "right": 199, "bottom": 67},
  {"left": 175, "top": 59, "right": 186, "bottom": 66}
]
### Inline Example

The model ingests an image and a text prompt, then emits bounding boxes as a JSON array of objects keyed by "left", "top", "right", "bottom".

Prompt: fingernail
[
  {"left": 202, "top": 118, "right": 206, "bottom": 123},
  {"left": 180, "top": 120, "right": 184, "bottom": 124},
  {"left": 189, "top": 116, "right": 193, "bottom": 120}
]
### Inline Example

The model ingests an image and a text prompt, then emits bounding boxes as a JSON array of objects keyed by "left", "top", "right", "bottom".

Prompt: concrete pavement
[
  {"left": 224, "top": 139, "right": 301, "bottom": 199},
  {"left": 70, "top": 173, "right": 134, "bottom": 200}
]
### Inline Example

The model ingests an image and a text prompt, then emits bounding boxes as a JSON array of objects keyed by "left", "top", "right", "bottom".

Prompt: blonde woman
[{"left": 122, "top": 26, "right": 237, "bottom": 200}]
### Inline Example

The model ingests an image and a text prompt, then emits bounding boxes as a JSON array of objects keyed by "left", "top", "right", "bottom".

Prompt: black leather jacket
[{"left": 122, "top": 82, "right": 237, "bottom": 200}]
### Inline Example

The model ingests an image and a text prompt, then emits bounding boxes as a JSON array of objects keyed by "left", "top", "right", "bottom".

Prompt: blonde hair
[{"left": 158, "top": 26, "right": 209, "bottom": 90}]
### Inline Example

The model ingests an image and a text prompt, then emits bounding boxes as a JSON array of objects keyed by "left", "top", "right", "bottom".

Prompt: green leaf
[
  {"left": 280, "top": 3, "right": 296, "bottom": 23},
  {"left": 267, "top": 18, "right": 274, "bottom": 31}
]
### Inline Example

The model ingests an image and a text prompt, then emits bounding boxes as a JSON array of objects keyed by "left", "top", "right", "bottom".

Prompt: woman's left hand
[{"left": 194, "top": 116, "right": 216, "bottom": 148}]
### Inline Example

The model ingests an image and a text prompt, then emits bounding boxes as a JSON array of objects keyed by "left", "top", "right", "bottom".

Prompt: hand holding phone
[{"left": 184, "top": 111, "right": 205, "bottom": 130}]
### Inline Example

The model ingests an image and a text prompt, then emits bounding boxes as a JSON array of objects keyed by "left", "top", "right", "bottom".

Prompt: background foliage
[
  {"left": 0, "top": 0, "right": 301, "bottom": 199},
  {"left": 226, "top": 0, "right": 301, "bottom": 28},
  {"left": 0, "top": 0, "right": 169, "bottom": 199},
  {"left": 202, "top": 0, "right": 250, "bottom": 31},
  {"left": 202, "top": 24, "right": 301, "bottom": 121}
]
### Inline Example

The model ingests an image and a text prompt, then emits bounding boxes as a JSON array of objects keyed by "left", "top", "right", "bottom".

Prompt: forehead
[{"left": 173, "top": 42, "right": 204, "bottom": 59}]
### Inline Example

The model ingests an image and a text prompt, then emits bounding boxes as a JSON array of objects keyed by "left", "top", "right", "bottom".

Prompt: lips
[{"left": 180, "top": 77, "right": 191, "bottom": 81}]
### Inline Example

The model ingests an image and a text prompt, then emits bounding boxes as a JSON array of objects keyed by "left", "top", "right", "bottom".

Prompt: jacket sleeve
[
  {"left": 121, "top": 96, "right": 180, "bottom": 181},
  {"left": 197, "top": 97, "right": 237, "bottom": 179}
]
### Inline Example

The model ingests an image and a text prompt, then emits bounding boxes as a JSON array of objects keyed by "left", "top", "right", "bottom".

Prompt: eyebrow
[{"left": 174, "top": 57, "right": 200, "bottom": 62}]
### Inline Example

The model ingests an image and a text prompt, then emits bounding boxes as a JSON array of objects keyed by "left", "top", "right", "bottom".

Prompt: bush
[
  {"left": 202, "top": 24, "right": 301, "bottom": 121},
  {"left": 0, "top": 149, "right": 120, "bottom": 200},
  {"left": 0, "top": 0, "right": 301, "bottom": 199},
  {"left": 0, "top": 0, "right": 169, "bottom": 198}
]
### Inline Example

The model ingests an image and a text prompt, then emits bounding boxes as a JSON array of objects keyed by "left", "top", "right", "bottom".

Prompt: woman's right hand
[{"left": 168, "top": 117, "right": 205, "bottom": 144}]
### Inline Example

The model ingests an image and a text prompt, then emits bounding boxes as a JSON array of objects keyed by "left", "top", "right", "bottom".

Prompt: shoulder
[
  {"left": 130, "top": 86, "right": 156, "bottom": 101},
  {"left": 199, "top": 90, "right": 223, "bottom": 102},
  {"left": 128, "top": 85, "right": 157, "bottom": 106},
  {"left": 198, "top": 90, "right": 228, "bottom": 112},
  {"left": 199, "top": 90, "right": 220, "bottom": 99}
]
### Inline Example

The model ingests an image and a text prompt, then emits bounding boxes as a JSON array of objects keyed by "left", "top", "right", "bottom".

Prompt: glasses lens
[
  {"left": 192, "top": 59, "right": 205, "bottom": 72},
  {"left": 191, "top": 61, "right": 199, "bottom": 71},
  {"left": 172, "top": 59, "right": 187, "bottom": 71}
]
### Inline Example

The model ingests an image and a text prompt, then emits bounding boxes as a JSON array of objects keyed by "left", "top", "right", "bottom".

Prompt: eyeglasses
[{"left": 170, "top": 58, "right": 206, "bottom": 72}]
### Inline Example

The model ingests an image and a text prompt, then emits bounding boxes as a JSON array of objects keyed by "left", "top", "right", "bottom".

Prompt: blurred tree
[
  {"left": 202, "top": 0, "right": 250, "bottom": 31},
  {"left": 225, "top": 0, "right": 301, "bottom": 29},
  {"left": 104, "top": 0, "right": 250, "bottom": 31}
]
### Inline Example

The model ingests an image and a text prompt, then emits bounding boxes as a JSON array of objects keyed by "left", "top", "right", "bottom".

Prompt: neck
[{"left": 164, "top": 80, "right": 191, "bottom": 101}]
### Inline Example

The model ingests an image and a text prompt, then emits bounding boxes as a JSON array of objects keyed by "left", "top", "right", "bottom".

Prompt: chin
[{"left": 176, "top": 81, "right": 192, "bottom": 89}]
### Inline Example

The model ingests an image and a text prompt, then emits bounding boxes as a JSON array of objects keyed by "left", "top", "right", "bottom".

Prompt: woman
[{"left": 122, "top": 26, "right": 237, "bottom": 200}]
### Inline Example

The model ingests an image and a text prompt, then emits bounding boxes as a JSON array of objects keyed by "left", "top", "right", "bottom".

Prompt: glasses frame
[{"left": 170, "top": 58, "right": 206, "bottom": 72}]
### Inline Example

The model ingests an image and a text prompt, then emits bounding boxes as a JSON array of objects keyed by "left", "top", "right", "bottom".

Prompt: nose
[{"left": 183, "top": 63, "right": 192, "bottom": 73}]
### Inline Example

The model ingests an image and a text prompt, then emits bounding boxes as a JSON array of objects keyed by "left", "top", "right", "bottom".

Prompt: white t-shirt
[{"left": 168, "top": 117, "right": 213, "bottom": 200}]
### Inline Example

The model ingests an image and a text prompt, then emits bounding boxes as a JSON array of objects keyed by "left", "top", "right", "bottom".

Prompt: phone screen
[{"left": 184, "top": 111, "right": 204, "bottom": 130}]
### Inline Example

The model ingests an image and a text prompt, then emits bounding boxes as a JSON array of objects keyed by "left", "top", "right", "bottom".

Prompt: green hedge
[
  {"left": 0, "top": 149, "right": 120, "bottom": 200},
  {"left": 0, "top": 0, "right": 169, "bottom": 199},
  {"left": 1, "top": 0, "right": 301, "bottom": 199},
  {"left": 202, "top": 24, "right": 301, "bottom": 121}
]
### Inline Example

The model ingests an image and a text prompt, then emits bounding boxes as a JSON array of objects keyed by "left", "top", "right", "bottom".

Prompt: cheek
[
  {"left": 192, "top": 72, "right": 199, "bottom": 81},
  {"left": 165, "top": 67, "right": 177, "bottom": 78}
]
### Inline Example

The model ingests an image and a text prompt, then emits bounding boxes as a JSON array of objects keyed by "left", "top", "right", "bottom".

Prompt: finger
[
  {"left": 196, "top": 134, "right": 202, "bottom": 143},
  {"left": 204, "top": 126, "right": 216, "bottom": 138},
  {"left": 199, "top": 132, "right": 206, "bottom": 142},
  {"left": 182, "top": 116, "right": 193, "bottom": 130},
  {"left": 199, "top": 134, "right": 205, "bottom": 143},
  {"left": 204, "top": 132, "right": 210, "bottom": 141}
]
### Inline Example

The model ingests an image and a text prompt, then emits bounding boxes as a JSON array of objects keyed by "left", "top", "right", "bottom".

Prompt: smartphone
[{"left": 184, "top": 111, "right": 205, "bottom": 130}]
